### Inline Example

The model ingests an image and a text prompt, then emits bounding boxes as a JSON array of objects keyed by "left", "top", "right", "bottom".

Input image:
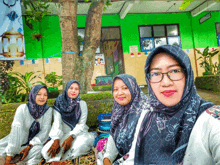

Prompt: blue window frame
[
  {"left": 215, "top": 23, "right": 220, "bottom": 46},
  {"left": 217, "top": 34, "right": 220, "bottom": 46},
  {"left": 140, "top": 38, "right": 154, "bottom": 51}
]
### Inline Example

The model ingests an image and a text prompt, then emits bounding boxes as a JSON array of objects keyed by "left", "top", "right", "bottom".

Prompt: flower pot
[
  {"left": 48, "top": 87, "right": 58, "bottom": 91},
  {"left": 34, "top": 34, "right": 42, "bottom": 41},
  {"left": 202, "top": 72, "right": 212, "bottom": 76}
]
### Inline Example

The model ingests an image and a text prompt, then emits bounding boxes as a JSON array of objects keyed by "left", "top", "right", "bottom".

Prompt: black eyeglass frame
[{"left": 147, "top": 68, "right": 186, "bottom": 83}]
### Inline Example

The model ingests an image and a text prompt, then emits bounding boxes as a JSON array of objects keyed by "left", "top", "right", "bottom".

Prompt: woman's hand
[
  {"left": 103, "top": 158, "right": 112, "bottom": 165},
  {"left": 4, "top": 156, "right": 14, "bottom": 165},
  {"left": 47, "top": 139, "right": 60, "bottom": 158},
  {"left": 61, "top": 135, "right": 74, "bottom": 154},
  {"left": 18, "top": 144, "right": 32, "bottom": 161}
]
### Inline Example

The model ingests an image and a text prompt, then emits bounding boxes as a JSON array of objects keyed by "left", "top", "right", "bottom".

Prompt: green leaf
[
  {"left": 197, "top": 57, "right": 202, "bottom": 60},
  {"left": 209, "top": 51, "right": 219, "bottom": 57},
  {"left": 203, "top": 46, "right": 209, "bottom": 56},
  {"left": 195, "top": 49, "right": 202, "bottom": 55}
]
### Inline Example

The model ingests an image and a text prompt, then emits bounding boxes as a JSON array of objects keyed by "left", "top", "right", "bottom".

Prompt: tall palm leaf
[{"left": 8, "top": 71, "right": 42, "bottom": 101}]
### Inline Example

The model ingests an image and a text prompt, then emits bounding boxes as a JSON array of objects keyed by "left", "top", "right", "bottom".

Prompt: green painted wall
[
  {"left": 23, "top": 16, "right": 62, "bottom": 59},
  {"left": 23, "top": 11, "right": 220, "bottom": 59},
  {"left": 120, "top": 13, "right": 194, "bottom": 53},
  {"left": 191, "top": 11, "right": 220, "bottom": 48},
  {"left": 40, "top": 16, "right": 62, "bottom": 58},
  {"left": 23, "top": 18, "right": 43, "bottom": 59},
  {"left": 24, "top": 15, "right": 120, "bottom": 59}
]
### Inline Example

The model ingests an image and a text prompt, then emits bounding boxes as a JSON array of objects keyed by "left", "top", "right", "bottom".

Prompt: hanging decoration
[{"left": 0, "top": 0, "right": 25, "bottom": 60}]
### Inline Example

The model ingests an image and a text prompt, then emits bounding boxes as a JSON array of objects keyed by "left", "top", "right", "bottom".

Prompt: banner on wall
[
  {"left": 0, "top": 0, "right": 26, "bottom": 60},
  {"left": 95, "top": 54, "right": 105, "bottom": 65}
]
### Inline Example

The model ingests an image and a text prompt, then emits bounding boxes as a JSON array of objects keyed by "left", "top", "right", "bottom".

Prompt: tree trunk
[
  {"left": 58, "top": 0, "right": 104, "bottom": 94},
  {"left": 59, "top": 0, "right": 79, "bottom": 89},
  {"left": 79, "top": 0, "right": 105, "bottom": 93}
]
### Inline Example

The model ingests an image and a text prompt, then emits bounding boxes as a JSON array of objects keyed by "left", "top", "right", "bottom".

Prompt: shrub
[
  {"left": 45, "top": 72, "right": 62, "bottom": 88},
  {"left": 92, "top": 85, "right": 112, "bottom": 91},
  {"left": 195, "top": 75, "right": 220, "bottom": 92},
  {"left": 48, "top": 90, "right": 61, "bottom": 99}
]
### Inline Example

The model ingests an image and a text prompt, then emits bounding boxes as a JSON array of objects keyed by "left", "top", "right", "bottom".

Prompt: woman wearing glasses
[{"left": 103, "top": 45, "right": 220, "bottom": 165}]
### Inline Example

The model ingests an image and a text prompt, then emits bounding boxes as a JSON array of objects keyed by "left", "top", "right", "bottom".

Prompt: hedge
[
  {"left": 0, "top": 92, "right": 114, "bottom": 139},
  {"left": 195, "top": 75, "right": 220, "bottom": 92},
  {"left": 92, "top": 85, "right": 112, "bottom": 91}
]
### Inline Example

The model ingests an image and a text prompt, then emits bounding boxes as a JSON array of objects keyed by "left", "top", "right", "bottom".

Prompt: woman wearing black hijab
[
  {"left": 0, "top": 85, "right": 53, "bottom": 164},
  {"left": 102, "top": 45, "right": 220, "bottom": 165},
  {"left": 41, "top": 80, "right": 95, "bottom": 162}
]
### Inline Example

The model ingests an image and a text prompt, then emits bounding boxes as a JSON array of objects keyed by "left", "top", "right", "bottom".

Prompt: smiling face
[
  {"left": 35, "top": 88, "right": 48, "bottom": 106},
  {"left": 113, "top": 78, "right": 131, "bottom": 106},
  {"left": 149, "top": 53, "right": 185, "bottom": 107},
  {"left": 67, "top": 83, "right": 80, "bottom": 99}
]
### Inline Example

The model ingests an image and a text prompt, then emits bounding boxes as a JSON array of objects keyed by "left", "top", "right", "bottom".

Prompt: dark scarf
[
  {"left": 53, "top": 80, "right": 81, "bottom": 130},
  {"left": 134, "top": 45, "right": 214, "bottom": 164},
  {"left": 22, "top": 85, "right": 50, "bottom": 146},
  {"left": 110, "top": 74, "right": 149, "bottom": 158}
]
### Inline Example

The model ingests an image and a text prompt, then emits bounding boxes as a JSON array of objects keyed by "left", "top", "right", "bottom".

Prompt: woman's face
[
  {"left": 113, "top": 79, "right": 131, "bottom": 106},
  {"left": 149, "top": 53, "right": 185, "bottom": 107},
  {"left": 67, "top": 83, "right": 80, "bottom": 99},
  {"left": 35, "top": 88, "right": 48, "bottom": 106}
]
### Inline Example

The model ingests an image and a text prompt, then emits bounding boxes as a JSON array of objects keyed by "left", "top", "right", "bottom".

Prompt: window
[
  {"left": 101, "top": 28, "right": 121, "bottom": 41},
  {"left": 139, "top": 24, "right": 181, "bottom": 51},
  {"left": 77, "top": 28, "right": 101, "bottom": 54},
  {"left": 216, "top": 23, "right": 220, "bottom": 46}
]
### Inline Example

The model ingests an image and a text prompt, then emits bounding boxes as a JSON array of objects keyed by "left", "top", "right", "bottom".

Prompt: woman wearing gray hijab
[
  {"left": 0, "top": 85, "right": 53, "bottom": 165},
  {"left": 41, "top": 80, "right": 95, "bottom": 162}
]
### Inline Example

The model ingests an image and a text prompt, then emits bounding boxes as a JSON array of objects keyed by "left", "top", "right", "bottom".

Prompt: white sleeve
[
  {"left": 183, "top": 110, "right": 220, "bottom": 165},
  {"left": 209, "top": 113, "right": 220, "bottom": 164},
  {"left": 69, "top": 100, "right": 88, "bottom": 137},
  {"left": 103, "top": 135, "right": 119, "bottom": 163},
  {"left": 5, "top": 104, "right": 24, "bottom": 156},
  {"left": 29, "top": 108, "right": 53, "bottom": 146},
  {"left": 49, "top": 110, "right": 63, "bottom": 140}
]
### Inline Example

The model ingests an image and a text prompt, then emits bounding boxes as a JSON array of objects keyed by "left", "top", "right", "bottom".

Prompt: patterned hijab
[
  {"left": 54, "top": 80, "right": 81, "bottom": 130},
  {"left": 23, "top": 85, "right": 50, "bottom": 146},
  {"left": 27, "top": 85, "right": 50, "bottom": 119},
  {"left": 110, "top": 74, "right": 149, "bottom": 158},
  {"left": 134, "top": 45, "right": 214, "bottom": 164}
]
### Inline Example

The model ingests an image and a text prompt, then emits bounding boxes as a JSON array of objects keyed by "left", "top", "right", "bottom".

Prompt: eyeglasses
[{"left": 147, "top": 69, "right": 185, "bottom": 83}]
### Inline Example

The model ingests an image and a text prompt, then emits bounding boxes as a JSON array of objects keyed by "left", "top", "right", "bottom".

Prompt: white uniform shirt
[
  {"left": 0, "top": 104, "right": 53, "bottom": 156},
  {"left": 104, "top": 110, "right": 220, "bottom": 165},
  {"left": 49, "top": 100, "right": 89, "bottom": 140}
]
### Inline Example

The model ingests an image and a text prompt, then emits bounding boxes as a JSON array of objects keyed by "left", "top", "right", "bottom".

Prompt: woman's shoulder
[
  {"left": 80, "top": 100, "right": 87, "bottom": 105},
  {"left": 197, "top": 105, "right": 220, "bottom": 125},
  {"left": 204, "top": 105, "right": 220, "bottom": 121},
  {"left": 46, "top": 106, "right": 54, "bottom": 113},
  {"left": 14, "top": 103, "right": 28, "bottom": 116},
  {"left": 16, "top": 103, "right": 27, "bottom": 111}
]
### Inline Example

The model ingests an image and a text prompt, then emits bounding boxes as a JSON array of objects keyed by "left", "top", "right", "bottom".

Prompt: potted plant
[
  {"left": 45, "top": 72, "right": 62, "bottom": 91},
  {"left": 31, "top": 31, "right": 43, "bottom": 41},
  {"left": 213, "top": 62, "right": 220, "bottom": 75},
  {"left": 196, "top": 46, "right": 219, "bottom": 75}
]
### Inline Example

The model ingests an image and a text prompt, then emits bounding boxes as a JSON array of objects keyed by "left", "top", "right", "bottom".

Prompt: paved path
[{"left": 197, "top": 89, "right": 220, "bottom": 105}]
